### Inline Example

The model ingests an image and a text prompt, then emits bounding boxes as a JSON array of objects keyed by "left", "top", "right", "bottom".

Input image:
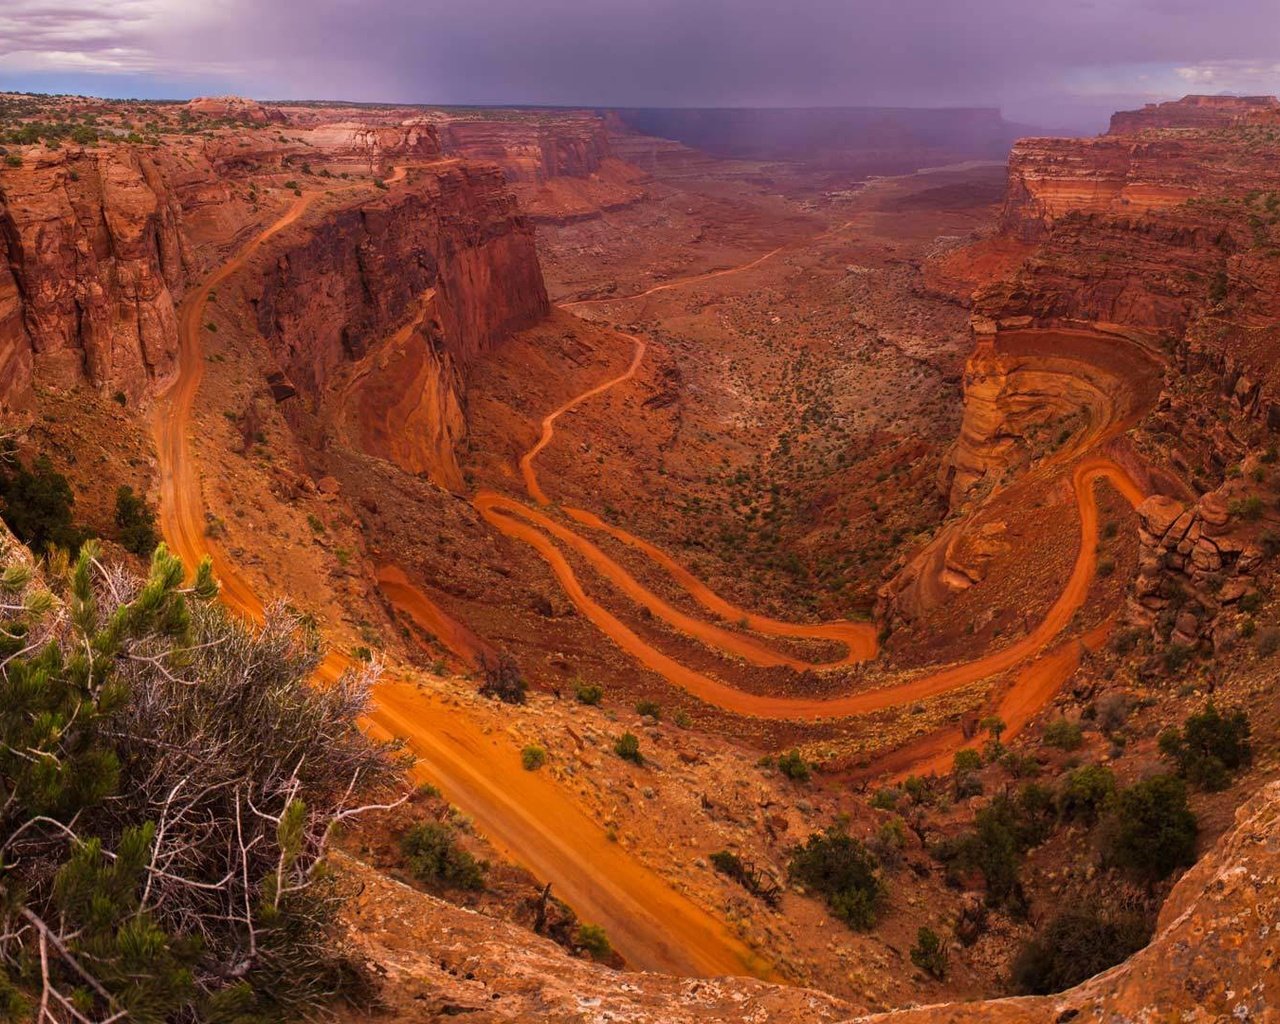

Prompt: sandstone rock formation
[
  {"left": 1108, "top": 93, "right": 1280, "bottom": 133},
  {"left": 0, "top": 147, "right": 190, "bottom": 411},
  {"left": 185, "top": 95, "right": 288, "bottom": 124},
  {"left": 254, "top": 164, "right": 549, "bottom": 488}
]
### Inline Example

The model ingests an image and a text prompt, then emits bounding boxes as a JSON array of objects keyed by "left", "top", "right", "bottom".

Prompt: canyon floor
[{"left": 4, "top": 93, "right": 1280, "bottom": 1020}]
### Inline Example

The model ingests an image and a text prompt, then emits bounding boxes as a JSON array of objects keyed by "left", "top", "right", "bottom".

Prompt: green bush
[
  {"left": 910, "top": 926, "right": 948, "bottom": 979},
  {"left": 953, "top": 748, "right": 983, "bottom": 774},
  {"left": 634, "top": 699, "right": 661, "bottom": 720},
  {"left": 1100, "top": 775, "right": 1197, "bottom": 881},
  {"left": 114, "top": 484, "right": 159, "bottom": 556},
  {"left": 400, "top": 822, "right": 486, "bottom": 891},
  {"left": 1011, "top": 908, "right": 1150, "bottom": 994},
  {"left": 1158, "top": 703, "right": 1251, "bottom": 791},
  {"left": 0, "top": 452, "right": 90, "bottom": 553},
  {"left": 1057, "top": 763, "right": 1116, "bottom": 824},
  {"left": 574, "top": 680, "right": 603, "bottom": 705},
  {"left": 777, "top": 748, "right": 811, "bottom": 782},
  {"left": 0, "top": 540, "right": 396, "bottom": 1018},
  {"left": 614, "top": 732, "right": 643, "bottom": 764},
  {"left": 1042, "top": 718, "right": 1083, "bottom": 751},
  {"left": 936, "top": 787, "right": 1052, "bottom": 911},
  {"left": 576, "top": 923, "right": 611, "bottom": 960},
  {"left": 521, "top": 744, "right": 547, "bottom": 771},
  {"left": 788, "top": 828, "right": 885, "bottom": 931}
]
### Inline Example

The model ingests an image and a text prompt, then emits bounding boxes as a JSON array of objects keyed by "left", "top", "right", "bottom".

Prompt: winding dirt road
[
  {"left": 155, "top": 176, "right": 1152, "bottom": 979},
  {"left": 151, "top": 186, "right": 770, "bottom": 979}
]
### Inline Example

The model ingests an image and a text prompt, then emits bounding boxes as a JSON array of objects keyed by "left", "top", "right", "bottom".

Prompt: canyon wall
[
  {"left": 253, "top": 164, "right": 549, "bottom": 488},
  {"left": 435, "top": 113, "right": 648, "bottom": 223},
  {"left": 0, "top": 147, "right": 192, "bottom": 412},
  {"left": 1108, "top": 93, "right": 1279, "bottom": 133}
]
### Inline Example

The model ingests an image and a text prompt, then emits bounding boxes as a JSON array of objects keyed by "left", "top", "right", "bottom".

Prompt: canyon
[{"left": 2, "top": 90, "right": 1279, "bottom": 1020}]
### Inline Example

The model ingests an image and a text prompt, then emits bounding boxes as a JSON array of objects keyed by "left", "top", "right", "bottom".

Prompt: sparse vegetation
[
  {"left": 710, "top": 849, "right": 781, "bottom": 905},
  {"left": 521, "top": 744, "right": 547, "bottom": 770},
  {"left": 575, "top": 923, "right": 611, "bottom": 960},
  {"left": 401, "top": 821, "right": 487, "bottom": 891},
  {"left": 1042, "top": 717, "right": 1084, "bottom": 751},
  {"left": 1158, "top": 703, "right": 1251, "bottom": 791},
  {"left": 910, "top": 926, "right": 949, "bottom": 980},
  {"left": 574, "top": 679, "right": 604, "bottom": 705},
  {"left": 113, "top": 484, "right": 159, "bottom": 556},
  {"left": 788, "top": 828, "right": 886, "bottom": 931},
  {"left": 0, "top": 450, "right": 90, "bottom": 554},
  {"left": 1099, "top": 775, "right": 1197, "bottom": 882},
  {"left": 1011, "top": 908, "right": 1150, "bottom": 994},
  {"left": 634, "top": 699, "right": 661, "bottom": 719},
  {"left": 478, "top": 650, "right": 527, "bottom": 704},
  {"left": 777, "top": 748, "right": 811, "bottom": 781},
  {"left": 614, "top": 732, "right": 643, "bottom": 764},
  {"left": 1057, "top": 763, "right": 1116, "bottom": 824}
]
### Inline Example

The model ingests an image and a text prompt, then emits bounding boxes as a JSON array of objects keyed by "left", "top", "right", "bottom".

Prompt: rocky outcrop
[
  {"left": 1108, "top": 94, "right": 1280, "bottom": 134},
  {"left": 185, "top": 95, "right": 288, "bottom": 124},
  {"left": 435, "top": 114, "right": 614, "bottom": 183},
  {"left": 336, "top": 780, "right": 1280, "bottom": 1021},
  {"left": 254, "top": 164, "right": 549, "bottom": 488},
  {"left": 1128, "top": 448, "right": 1277, "bottom": 652},
  {"left": 434, "top": 113, "right": 648, "bottom": 222},
  {"left": 0, "top": 147, "right": 191, "bottom": 412}
]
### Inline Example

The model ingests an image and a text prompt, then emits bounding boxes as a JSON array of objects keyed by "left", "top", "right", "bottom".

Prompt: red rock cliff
[
  {"left": 253, "top": 163, "right": 549, "bottom": 487},
  {"left": 1108, "top": 93, "right": 1280, "bottom": 134},
  {"left": 0, "top": 148, "right": 191, "bottom": 412}
]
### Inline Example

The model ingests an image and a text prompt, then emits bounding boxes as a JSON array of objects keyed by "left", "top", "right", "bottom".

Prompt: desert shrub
[
  {"left": 114, "top": 485, "right": 159, "bottom": 556},
  {"left": 1093, "top": 692, "right": 1132, "bottom": 735},
  {"left": 1228, "top": 495, "right": 1265, "bottom": 521},
  {"left": 1158, "top": 703, "right": 1251, "bottom": 791},
  {"left": 634, "top": 699, "right": 661, "bottom": 720},
  {"left": 910, "top": 926, "right": 949, "bottom": 980},
  {"left": 710, "top": 849, "right": 781, "bottom": 905},
  {"left": 478, "top": 650, "right": 527, "bottom": 704},
  {"left": 1042, "top": 718, "right": 1083, "bottom": 751},
  {"left": 868, "top": 817, "right": 907, "bottom": 871},
  {"left": 1011, "top": 908, "right": 1150, "bottom": 994},
  {"left": 0, "top": 451, "right": 90, "bottom": 553},
  {"left": 614, "top": 732, "right": 643, "bottom": 764},
  {"left": 1100, "top": 775, "right": 1197, "bottom": 881},
  {"left": 788, "top": 828, "right": 885, "bottom": 931},
  {"left": 401, "top": 821, "right": 486, "bottom": 891},
  {"left": 936, "top": 786, "right": 1052, "bottom": 911},
  {"left": 574, "top": 679, "right": 603, "bottom": 705},
  {"left": 576, "top": 923, "right": 611, "bottom": 960},
  {"left": 777, "top": 748, "right": 811, "bottom": 781},
  {"left": 870, "top": 787, "right": 901, "bottom": 810},
  {"left": 902, "top": 774, "right": 933, "bottom": 805},
  {"left": 0, "top": 539, "right": 399, "bottom": 1018},
  {"left": 953, "top": 748, "right": 983, "bottom": 774},
  {"left": 1057, "top": 763, "right": 1117, "bottom": 824},
  {"left": 521, "top": 744, "right": 547, "bottom": 771}
]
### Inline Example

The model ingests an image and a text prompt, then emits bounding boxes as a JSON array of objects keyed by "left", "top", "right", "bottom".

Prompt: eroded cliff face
[
  {"left": 254, "top": 164, "right": 549, "bottom": 488},
  {"left": 1108, "top": 93, "right": 1280, "bottom": 133},
  {"left": 434, "top": 113, "right": 648, "bottom": 222},
  {"left": 0, "top": 147, "right": 191, "bottom": 412}
]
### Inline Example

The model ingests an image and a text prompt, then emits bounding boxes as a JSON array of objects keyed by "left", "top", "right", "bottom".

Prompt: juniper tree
[{"left": 0, "top": 534, "right": 404, "bottom": 1020}]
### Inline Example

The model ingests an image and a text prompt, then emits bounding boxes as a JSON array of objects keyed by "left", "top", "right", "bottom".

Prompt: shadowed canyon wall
[{"left": 254, "top": 164, "right": 549, "bottom": 488}]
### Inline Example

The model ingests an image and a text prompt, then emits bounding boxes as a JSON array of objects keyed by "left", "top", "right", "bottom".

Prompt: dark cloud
[{"left": 2, "top": 0, "right": 1278, "bottom": 130}]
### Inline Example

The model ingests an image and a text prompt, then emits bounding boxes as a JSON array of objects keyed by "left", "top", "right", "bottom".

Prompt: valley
[{"left": 1, "top": 89, "right": 1279, "bottom": 1020}]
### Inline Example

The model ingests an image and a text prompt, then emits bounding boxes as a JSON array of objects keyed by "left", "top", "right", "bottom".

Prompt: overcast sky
[{"left": 2, "top": 0, "right": 1279, "bottom": 131}]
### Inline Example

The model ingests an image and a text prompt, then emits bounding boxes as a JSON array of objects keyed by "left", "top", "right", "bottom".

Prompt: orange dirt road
[
  {"left": 477, "top": 456, "right": 1145, "bottom": 720},
  {"left": 151, "top": 189, "right": 771, "bottom": 980}
]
